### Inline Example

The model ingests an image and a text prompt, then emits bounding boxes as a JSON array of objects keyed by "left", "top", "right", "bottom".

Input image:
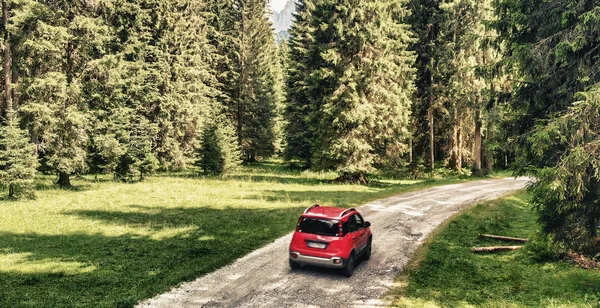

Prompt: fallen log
[
  {"left": 472, "top": 246, "right": 522, "bottom": 253},
  {"left": 479, "top": 234, "right": 529, "bottom": 243}
]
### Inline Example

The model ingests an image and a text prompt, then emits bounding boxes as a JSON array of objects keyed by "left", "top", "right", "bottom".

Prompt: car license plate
[{"left": 307, "top": 241, "right": 327, "bottom": 249}]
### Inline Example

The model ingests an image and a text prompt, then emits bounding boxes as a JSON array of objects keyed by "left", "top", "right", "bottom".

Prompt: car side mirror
[{"left": 365, "top": 221, "right": 371, "bottom": 228}]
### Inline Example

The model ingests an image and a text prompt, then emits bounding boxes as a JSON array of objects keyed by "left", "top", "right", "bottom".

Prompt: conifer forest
[{"left": 1, "top": 0, "right": 600, "bottom": 256}]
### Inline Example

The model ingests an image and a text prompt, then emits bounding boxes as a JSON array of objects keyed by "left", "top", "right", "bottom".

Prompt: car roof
[{"left": 302, "top": 205, "right": 356, "bottom": 219}]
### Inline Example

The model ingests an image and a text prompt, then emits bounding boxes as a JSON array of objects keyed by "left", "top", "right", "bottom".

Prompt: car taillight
[
  {"left": 290, "top": 252, "right": 299, "bottom": 259},
  {"left": 296, "top": 217, "right": 303, "bottom": 232},
  {"left": 338, "top": 221, "right": 343, "bottom": 237}
]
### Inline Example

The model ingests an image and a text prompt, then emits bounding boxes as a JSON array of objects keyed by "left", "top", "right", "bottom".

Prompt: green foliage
[
  {"left": 1, "top": 0, "right": 284, "bottom": 181},
  {"left": 288, "top": 0, "right": 416, "bottom": 177},
  {"left": 0, "top": 112, "right": 38, "bottom": 199},
  {"left": 20, "top": 73, "right": 89, "bottom": 185},
  {"left": 207, "top": 0, "right": 281, "bottom": 162},
  {"left": 283, "top": 0, "right": 315, "bottom": 165},
  {"left": 12, "top": 0, "right": 110, "bottom": 186},
  {"left": 198, "top": 115, "right": 242, "bottom": 175},
  {"left": 527, "top": 87, "right": 600, "bottom": 256},
  {"left": 495, "top": 0, "right": 600, "bottom": 256},
  {"left": 199, "top": 123, "right": 224, "bottom": 175},
  {"left": 408, "top": 0, "right": 500, "bottom": 172},
  {"left": 114, "top": 114, "right": 160, "bottom": 182}
]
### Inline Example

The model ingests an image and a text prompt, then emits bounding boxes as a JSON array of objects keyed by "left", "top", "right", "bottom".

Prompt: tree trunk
[
  {"left": 57, "top": 172, "right": 71, "bottom": 188},
  {"left": 426, "top": 21, "right": 438, "bottom": 173},
  {"left": 473, "top": 109, "right": 482, "bottom": 174},
  {"left": 428, "top": 107, "right": 434, "bottom": 171},
  {"left": 11, "top": 64, "right": 17, "bottom": 108},
  {"left": 457, "top": 123, "right": 462, "bottom": 170},
  {"left": 479, "top": 234, "right": 529, "bottom": 243},
  {"left": 2, "top": 0, "right": 11, "bottom": 116},
  {"left": 237, "top": 4, "right": 246, "bottom": 155},
  {"left": 472, "top": 246, "right": 522, "bottom": 253},
  {"left": 408, "top": 136, "right": 413, "bottom": 164},
  {"left": 451, "top": 116, "right": 462, "bottom": 171},
  {"left": 484, "top": 109, "right": 493, "bottom": 174}
]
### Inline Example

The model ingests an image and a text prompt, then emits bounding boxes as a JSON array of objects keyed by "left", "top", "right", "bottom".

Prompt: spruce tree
[
  {"left": 0, "top": 111, "right": 38, "bottom": 199},
  {"left": 495, "top": 0, "right": 600, "bottom": 255},
  {"left": 198, "top": 123, "right": 224, "bottom": 175},
  {"left": 0, "top": 0, "right": 37, "bottom": 199},
  {"left": 154, "top": 0, "right": 219, "bottom": 169},
  {"left": 284, "top": 0, "right": 316, "bottom": 166},
  {"left": 307, "top": 0, "right": 416, "bottom": 181},
  {"left": 407, "top": 0, "right": 444, "bottom": 172},
  {"left": 208, "top": 0, "right": 280, "bottom": 162},
  {"left": 197, "top": 114, "right": 242, "bottom": 175},
  {"left": 114, "top": 113, "right": 160, "bottom": 182},
  {"left": 16, "top": 0, "right": 110, "bottom": 187},
  {"left": 437, "top": 0, "right": 498, "bottom": 172},
  {"left": 527, "top": 88, "right": 600, "bottom": 255}
]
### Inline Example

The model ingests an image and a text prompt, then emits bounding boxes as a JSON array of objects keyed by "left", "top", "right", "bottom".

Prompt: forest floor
[
  {"left": 388, "top": 191, "right": 600, "bottom": 307},
  {"left": 138, "top": 177, "right": 528, "bottom": 307},
  {"left": 0, "top": 161, "right": 500, "bottom": 307}
]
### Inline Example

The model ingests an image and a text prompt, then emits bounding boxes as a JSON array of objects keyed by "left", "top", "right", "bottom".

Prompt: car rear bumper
[{"left": 289, "top": 251, "right": 345, "bottom": 268}]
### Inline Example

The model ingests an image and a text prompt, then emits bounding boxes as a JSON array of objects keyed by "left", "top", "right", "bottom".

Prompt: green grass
[
  {"left": 0, "top": 161, "right": 500, "bottom": 307},
  {"left": 388, "top": 191, "right": 600, "bottom": 308}
]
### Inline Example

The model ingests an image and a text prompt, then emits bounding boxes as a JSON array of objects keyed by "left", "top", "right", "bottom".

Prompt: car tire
[
  {"left": 364, "top": 239, "right": 372, "bottom": 260},
  {"left": 289, "top": 259, "right": 300, "bottom": 270},
  {"left": 343, "top": 254, "right": 354, "bottom": 277}
]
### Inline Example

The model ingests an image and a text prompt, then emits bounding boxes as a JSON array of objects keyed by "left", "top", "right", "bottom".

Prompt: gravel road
[{"left": 138, "top": 177, "right": 530, "bottom": 308}]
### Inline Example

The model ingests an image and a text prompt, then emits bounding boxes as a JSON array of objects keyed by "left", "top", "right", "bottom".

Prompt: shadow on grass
[
  {"left": 31, "top": 177, "right": 95, "bottom": 193},
  {"left": 224, "top": 174, "right": 332, "bottom": 185},
  {"left": 243, "top": 180, "right": 421, "bottom": 205},
  {"left": 246, "top": 189, "right": 381, "bottom": 206},
  {"left": 242, "top": 161, "right": 298, "bottom": 173},
  {"left": 0, "top": 205, "right": 305, "bottom": 308}
]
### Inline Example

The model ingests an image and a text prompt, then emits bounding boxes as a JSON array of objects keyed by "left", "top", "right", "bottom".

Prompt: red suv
[{"left": 288, "top": 204, "right": 372, "bottom": 277}]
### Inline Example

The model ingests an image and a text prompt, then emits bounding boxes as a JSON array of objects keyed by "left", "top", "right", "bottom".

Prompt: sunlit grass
[
  {"left": 388, "top": 191, "right": 600, "bottom": 307},
  {"left": 2, "top": 253, "right": 97, "bottom": 275},
  {"left": 0, "top": 162, "right": 500, "bottom": 307}
]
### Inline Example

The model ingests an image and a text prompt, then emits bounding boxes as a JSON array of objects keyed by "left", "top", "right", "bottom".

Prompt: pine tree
[
  {"left": 196, "top": 114, "right": 242, "bottom": 175},
  {"left": 0, "top": 110, "right": 38, "bottom": 199},
  {"left": 87, "top": 0, "right": 221, "bottom": 177},
  {"left": 528, "top": 87, "right": 600, "bottom": 255},
  {"left": 198, "top": 123, "right": 224, "bottom": 175},
  {"left": 16, "top": 0, "right": 110, "bottom": 187},
  {"left": 114, "top": 113, "right": 160, "bottom": 182},
  {"left": 495, "top": 0, "right": 600, "bottom": 255},
  {"left": 305, "top": 0, "right": 416, "bottom": 182},
  {"left": 155, "top": 0, "right": 218, "bottom": 169},
  {"left": 438, "top": 0, "right": 498, "bottom": 172},
  {"left": 208, "top": 0, "right": 280, "bottom": 162},
  {"left": 284, "top": 0, "right": 316, "bottom": 166},
  {"left": 0, "top": 0, "right": 37, "bottom": 199},
  {"left": 407, "top": 0, "right": 444, "bottom": 172},
  {"left": 407, "top": 0, "right": 500, "bottom": 174}
]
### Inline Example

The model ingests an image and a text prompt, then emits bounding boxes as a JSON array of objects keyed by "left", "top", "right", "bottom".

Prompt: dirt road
[{"left": 138, "top": 177, "right": 530, "bottom": 308}]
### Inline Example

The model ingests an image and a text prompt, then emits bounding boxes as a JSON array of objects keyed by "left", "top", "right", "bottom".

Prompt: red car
[{"left": 288, "top": 204, "right": 372, "bottom": 277}]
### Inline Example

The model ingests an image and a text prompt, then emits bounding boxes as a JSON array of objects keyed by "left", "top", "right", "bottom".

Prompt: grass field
[
  {"left": 389, "top": 191, "right": 600, "bottom": 308},
  {"left": 0, "top": 162, "right": 487, "bottom": 307}
]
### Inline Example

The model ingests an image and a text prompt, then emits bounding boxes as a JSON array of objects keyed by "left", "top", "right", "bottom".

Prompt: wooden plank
[
  {"left": 472, "top": 246, "right": 522, "bottom": 253},
  {"left": 480, "top": 234, "right": 529, "bottom": 243}
]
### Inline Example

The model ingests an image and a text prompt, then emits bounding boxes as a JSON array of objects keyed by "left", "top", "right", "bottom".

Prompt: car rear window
[{"left": 298, "top": 218, "right": 339, "bottom": 236}]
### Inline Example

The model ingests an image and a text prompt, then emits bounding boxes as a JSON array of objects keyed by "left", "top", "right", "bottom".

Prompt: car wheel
[
  {"left": 364, "top": 239, "right": 372, "bottom": 260},
  {"left": 343, "top": 254, "right": 354, "bottom": 277},
  {"left": 289, "top": 259, "right": 300, "bottom": 270}
]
